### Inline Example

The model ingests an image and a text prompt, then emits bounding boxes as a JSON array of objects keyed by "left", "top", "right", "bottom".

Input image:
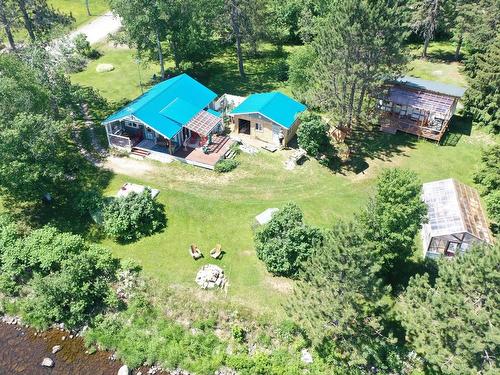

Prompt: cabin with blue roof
[
  {"left": 378, "top": 76, "right": 466, "bottom": 142},
  {"left": 102, "top": 74, "right": 234, "bottom": 169},
  {"left": 229, "top": 92, "right": 307, "bottom": 147}
]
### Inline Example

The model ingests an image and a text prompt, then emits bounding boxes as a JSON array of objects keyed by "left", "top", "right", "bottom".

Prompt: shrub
[
  {"left": 297, "top": 113, "right": 331, "bottom": 157},
  {"left": 74, "top": 33, "right": 101, "bottom": 59},
  {"left": 214, "top": 158, "right": 239, "bottom": 173},
  {"left": 102, "top": 189, "right": 167, "bottom": 243},
  {"left": 231, "top": 325, "right": 247, "bottom": 343},
  {"left": 0, "top": 225, "right": 119, "bottom": 329},
  {"left": 255, "top": 202, "right": 324, "bottom": 277}
]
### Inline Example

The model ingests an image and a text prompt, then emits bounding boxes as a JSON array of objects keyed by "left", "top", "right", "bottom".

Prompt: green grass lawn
[
  {"left": 100, "top": 120, "right": 494, "bottom": 318},
  {"left": 71, "top": 43, "right": 295, "bottom": 102},
  {"left": 49, "top": 0, "right": 109, "bottom": 27}
]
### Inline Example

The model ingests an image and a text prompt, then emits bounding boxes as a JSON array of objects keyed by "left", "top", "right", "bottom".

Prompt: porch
[
  {"left": 379, "top": 112, "right": 445, "bottom": 141},
  {"left": 135, "top": 134, "right": 235, "bottom": 170}
]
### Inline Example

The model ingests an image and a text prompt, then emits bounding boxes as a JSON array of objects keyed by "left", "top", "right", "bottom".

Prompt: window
[
  {"left": 125, "top": 120, "right": 139, "bottom": 129},
  {"left": 255, "top": 123, "right": 263, "bottom": 132}
]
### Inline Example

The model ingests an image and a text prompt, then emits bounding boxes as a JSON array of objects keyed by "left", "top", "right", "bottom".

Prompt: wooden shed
[
  {"left": 378, "top": 76, "right": 466, "bottom": 142},
  {"left": 228, "top": 92, "right": 307, "bottom": 147}
]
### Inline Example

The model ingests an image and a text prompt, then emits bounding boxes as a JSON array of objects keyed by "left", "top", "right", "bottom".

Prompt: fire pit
[{"left": 195, "top": 264, "right": 227, "bottom": 289}]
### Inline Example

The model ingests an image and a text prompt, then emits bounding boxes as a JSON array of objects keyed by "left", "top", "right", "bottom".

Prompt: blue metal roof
[
  {"left": 397, "top": 76, "right": 466, "bottom": 98},
  {"left": 103, "top": 74, "right": 217, "bottom": 139},
  {"left": 229, "top": 92, "right": 307, "bottom": 128}
]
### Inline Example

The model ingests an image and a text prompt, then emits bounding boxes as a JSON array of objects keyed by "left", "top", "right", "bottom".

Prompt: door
[
  {"left": 144, "top": 127, "right": 155, "bottom": 141},
  {"left": 272, "top": 124, "right": 281, "bottom": 145}
]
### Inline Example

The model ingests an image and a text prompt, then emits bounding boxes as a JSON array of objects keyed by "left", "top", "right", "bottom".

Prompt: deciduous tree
[{"left": 255, "top": 202, "right": 323, "bottom": 277}]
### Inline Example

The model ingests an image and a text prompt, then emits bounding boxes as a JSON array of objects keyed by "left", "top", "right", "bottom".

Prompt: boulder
[
  {"left": 52, "top": 345, "right": 62, "bottom": 354},
  {"left": 117, "top": 365, "right": 130, "bottom": 375},
  {"left": 41, "top": 357, "right": 54, "bottom": 367},
  {"left": 300, "top": 348, "right": 313, "bottom": 364},
  {"left": 96, "top": 63, "right": 115, "bottom": 73}
]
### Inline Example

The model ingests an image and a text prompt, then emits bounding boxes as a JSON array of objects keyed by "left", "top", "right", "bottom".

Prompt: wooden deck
[
  {"left": 136, "top": 135, "right": 234, "bottom": 169},
  {"left": 180, "top": 135, "right": 234, "bottom": 169},
  {"left": 380, "top": 113, "right": 447, "bottom": 141}
]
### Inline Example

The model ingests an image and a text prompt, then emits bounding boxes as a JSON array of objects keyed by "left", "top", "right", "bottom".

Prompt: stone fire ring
[{"left": 195, "top": 264, "right": 227, "bottom": 289}]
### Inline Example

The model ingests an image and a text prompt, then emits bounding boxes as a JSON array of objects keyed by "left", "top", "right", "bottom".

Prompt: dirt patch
[
  {"left": 104, "top": 156, "right": 154, "bottom": 177},
  {"left": 264, "top": 275, "right": 294, "bottom": 294}
]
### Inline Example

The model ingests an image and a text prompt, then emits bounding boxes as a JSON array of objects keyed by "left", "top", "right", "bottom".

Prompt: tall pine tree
[
  {"left": 296, "top": 0, "right": 406, "bottom": 128},
  {"left": 398, "top": 243, "right": 500, "bottom": 374}
]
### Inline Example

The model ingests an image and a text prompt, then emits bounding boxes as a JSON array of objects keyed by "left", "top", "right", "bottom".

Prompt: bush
[
  {"left": 231, "top": 325, "right": 247, "bottom": 343},
  {"left": 0, "top": 225, "right": 119, "bottom": 329},
  {"left": 297, "top": 113, "right": 331, "bottom": 157},
  {"left": 102, "top": 189, "right": 167, "bottom": 243},
  {"left": 255, "top": 202, "right": 324, "bottom": 277},
  {"left": 74, "top": 33, "right": 101, "bottom": 59},
  {"left": 214, "top": 159, "right": 239, "bottom": 173}
]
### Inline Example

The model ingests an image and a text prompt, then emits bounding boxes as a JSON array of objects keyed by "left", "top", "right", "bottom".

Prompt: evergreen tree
[
  {"left": 289, "top": 222, "right": 401, "bottom": 371},
  {"left": 296, "top": 0, "right": 406, "bottom": 128},
  {"left": 463, "top": 37, "right": 500, "bottom": 134},
  {"left": 360, "top": 168, "right": 427, "bottom": 284},
  {"left": 408, "top": 0, "right": 453, "bottom": 58},
  {"left": 473, "top": 145, "right": 500, "bottom": 226},
  {"left": 398, "top": 243, "right": 500, "bottom": 374}
]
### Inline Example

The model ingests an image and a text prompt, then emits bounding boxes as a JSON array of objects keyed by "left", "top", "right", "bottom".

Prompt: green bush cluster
[
  {"left": 214, "top": 158, "right": 239, "bottom": 173},
  {"left": 0, "top": 221, "right": 119, "bottom": 329},
  {"left": 102, "top": 189, "right": 167, "bottom": 243},
  {"left": 254, "top": 202, "right": 324, "bottom": 277}
]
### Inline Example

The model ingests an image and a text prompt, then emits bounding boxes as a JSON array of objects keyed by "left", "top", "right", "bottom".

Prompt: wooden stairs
[{"left": 131, "top": 147, "right": 150, "bottom": 159}]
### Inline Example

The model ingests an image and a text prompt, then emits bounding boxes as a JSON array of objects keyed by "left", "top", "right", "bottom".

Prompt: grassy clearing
[
  {"left": 100, "top": 119, "right": 490, "bottom": 318},
  {"left": 406, "top": 41, "right": 467, "bottom": 86},
  {"left": 49, "top": 0, "right": 109, "bottom": 27},
  {"left": 71, "top": 43, "right": 295, "bottom": 102},
  {"left": 45, "top": 39, "right": 496, "bottom": 319}
]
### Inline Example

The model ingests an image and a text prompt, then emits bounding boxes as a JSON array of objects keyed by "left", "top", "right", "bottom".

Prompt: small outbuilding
[
  {"left": 421, "top": 178, "right": 492, "bottom": 258},
  {"left": 229, "top": 92, "right": 306, "bottom": 147},
  {"left": 378, "top": 76, "right": 466, "bottom": 142}
]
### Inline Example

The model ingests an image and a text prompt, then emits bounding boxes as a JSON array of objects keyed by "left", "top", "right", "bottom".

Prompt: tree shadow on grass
[
  {"left": 439, "top": 115, "right": 472, "bottom": 147},
  {"left": 187, "top": 47, "right": 289, "bottom": 96},
  {"left": 339, "top": 126, "right": 418, "bottom": 175},
  {"left": 12, "top": 163, "right": 114, "bottom": 236}
]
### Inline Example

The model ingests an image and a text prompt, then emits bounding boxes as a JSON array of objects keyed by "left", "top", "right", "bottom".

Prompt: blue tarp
[
  {"left": 103, "top": 74, "right": 217, "bottom": 139},
  {"left": 230, "top": 92, "right": 307, "bottom": 129}
]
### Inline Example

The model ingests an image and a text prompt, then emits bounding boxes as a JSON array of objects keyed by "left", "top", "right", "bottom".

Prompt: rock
[
  {"left": 61, "top": 336, "right": 66, "bottom": 341},
  {"left": 195, "top": 264, "right": 227, "bottom": 289},
  {"left": 69, "top": 334, "right": 74, "bottom": 339},
  {"left": 117, "top": 365, "right": 130, "bottom": 375},
  {"left": 52, "top": 345, "right": 62, "bottom": 354},
  {"left": 96, "top": 63, "right": 115, "bottom": 73},
  {"left": 41, "top": 357, "right": 54, "bottom": 367},
  {"left": 300, "top": 349, "right": 313, "bottom": 364}
]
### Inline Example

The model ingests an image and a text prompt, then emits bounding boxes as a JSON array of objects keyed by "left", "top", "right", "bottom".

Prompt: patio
[
  {"left": 177, "top": 134, "right": 235, "bottom": 169},
  {"left": 136, "top": 135, "right": 234, "bottom": 169}
]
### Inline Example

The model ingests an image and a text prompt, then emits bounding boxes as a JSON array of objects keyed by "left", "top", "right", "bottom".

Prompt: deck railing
[{"left": 109, "top": 134, "right": 132, "bottom": 149}]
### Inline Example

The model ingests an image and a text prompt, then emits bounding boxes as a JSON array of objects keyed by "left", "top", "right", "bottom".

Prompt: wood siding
[{"left": 230, "top": 113, "right": 300, "bottom": 146}]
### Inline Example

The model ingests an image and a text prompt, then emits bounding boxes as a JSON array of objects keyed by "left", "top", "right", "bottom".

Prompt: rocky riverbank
[{"left": 0, "top": 321, "right": 170, "bottom": 374}]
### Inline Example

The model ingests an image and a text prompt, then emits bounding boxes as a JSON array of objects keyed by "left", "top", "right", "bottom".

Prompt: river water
[{"left": 0, "top": 322, "right": 161, "bottom": 374}]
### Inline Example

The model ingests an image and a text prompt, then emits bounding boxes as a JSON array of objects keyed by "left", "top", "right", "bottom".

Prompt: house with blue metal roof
[
  {"left": 229, "top": 92, "right": 307, "bottom": 146},
  {"left": 378, "top": 75, "right": 466, "bottom": 142},
  {"left": 102, "top": 74, "right": 234, "bottom": 169}
]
